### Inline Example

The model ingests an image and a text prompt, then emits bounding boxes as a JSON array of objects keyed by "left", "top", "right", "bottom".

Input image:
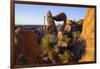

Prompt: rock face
[
  {"left": 14, "top": 28, "right": 43, "bottom": 65},
  {"left": 79, "top": 8, "right": 95, "bottom": 62},
  {"left": 46, "top": 10, "right": 57, "bottom": 34}
]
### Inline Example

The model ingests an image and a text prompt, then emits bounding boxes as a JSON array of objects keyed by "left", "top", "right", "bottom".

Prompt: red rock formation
[{"left": 14, "top": 28, "right": 43, "bottom": 66}]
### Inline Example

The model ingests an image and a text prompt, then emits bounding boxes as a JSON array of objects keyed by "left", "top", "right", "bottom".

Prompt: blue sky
[{"left": 15, "top": 4, "right": 88, "bottom": 25}]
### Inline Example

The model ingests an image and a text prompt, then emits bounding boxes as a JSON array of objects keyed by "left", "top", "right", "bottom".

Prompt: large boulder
[
  {"left": 52, "top": 12, "right": 67, "bottom": 29},
  {"left": 52, "top": 12, "right": 66, "bottom": 21}
]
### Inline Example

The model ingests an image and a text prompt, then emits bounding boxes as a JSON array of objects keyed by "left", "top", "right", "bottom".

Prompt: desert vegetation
[{"left": 13, "top": 8, "right": 95, "bottom": 66}]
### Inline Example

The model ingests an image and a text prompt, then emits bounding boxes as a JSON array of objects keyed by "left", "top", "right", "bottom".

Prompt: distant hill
[{"left": 15, "top": 25, "right": 44, "bottom": 31}]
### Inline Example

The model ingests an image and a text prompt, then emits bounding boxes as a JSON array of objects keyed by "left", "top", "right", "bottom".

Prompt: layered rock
[{"left": 79, "top": 8, "right": 95, "bottom": 62}]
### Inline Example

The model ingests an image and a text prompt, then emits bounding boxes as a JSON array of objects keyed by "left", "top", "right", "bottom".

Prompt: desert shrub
[
  {"left": 72, "top": 31, "right": 81, "bottom": 43},
  {"left": 62, "top": 35, "right": 70, "bottom": 42},
  {"left": 58, "top": 50, "right": 72, "bottom": 64},
  {"left": 40, "top": 27, "right": 85, "bottom": 64},
  {"left": 40, "top": 34, "right": 57, "bottom": 54},
  {"left": 69, "top": 39, "right": 86, "bottom": 62},
  {"left": 58, "top": 33, "right": 71, "bottom": 48}
]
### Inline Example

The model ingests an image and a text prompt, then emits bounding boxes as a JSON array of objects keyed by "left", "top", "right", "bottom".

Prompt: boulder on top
[
  {"left": 52, "top": 12, "right": 67, "bottom": 21},
  {"left": 52, "top": 12, "right": 67, "bottom": 29}
]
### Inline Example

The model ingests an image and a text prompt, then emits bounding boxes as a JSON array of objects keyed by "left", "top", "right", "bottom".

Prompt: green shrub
[
  {"left": 59, "top": 51, "right": 72, "bottom": 64},
  {"left": 40, "top": 34, "right": 57, "bottom": 54},
  {"left": 72, "top": 31, "right": 81, "bottom": 43}
]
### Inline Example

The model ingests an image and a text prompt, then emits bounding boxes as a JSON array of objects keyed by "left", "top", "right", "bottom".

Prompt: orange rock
[{"left": 79, "top": 8, "right": 95, "bottom": 62}]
